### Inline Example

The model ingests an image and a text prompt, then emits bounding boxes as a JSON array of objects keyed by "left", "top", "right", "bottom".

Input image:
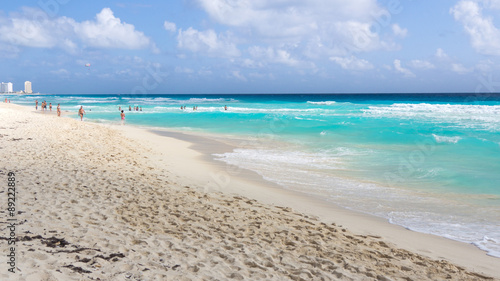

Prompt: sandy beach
[{"left": 0, "top": 102, "right": 499, "bottom": 280}]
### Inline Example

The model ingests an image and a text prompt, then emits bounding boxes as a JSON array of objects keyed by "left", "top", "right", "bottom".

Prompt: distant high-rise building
[
  {"left": 1, "top": 82, "right": 13, "bottom": 93},
  {"left": 25, "top": 81, "right": 32, "bottom": 94}
]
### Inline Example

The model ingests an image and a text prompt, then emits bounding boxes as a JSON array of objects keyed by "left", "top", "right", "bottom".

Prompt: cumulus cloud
[
  {"left": 475, "top": 59, "right": 494, "bottom": 72},
  {"left": 451, "top": 63, "right": 472, "bottom": 74},
  {"left": 75, "top": 8, "right": 152, "bottom": 49},
  {"left": 248, "top": 46, "right": 301, "bottom": 66},
  {"left": 435, "top": 48, "right": 450, "bottom": 60},
  {"left": 231, "top": 70, "right": 247, "bottom": 81},
  {"left": 50, "top": 68, "right": 70, "bottom": 76},
  {"left": 409, "top": 60, "right": 435, "bottom": 69},
  {"left": 482, "top": 0, "right": 500, "bottom": 9},
  {"left": 177, "top": 27, "right": 240, "bottom": 57},
  {"left": 392, "top": 24, "right": 408, "bottom": 38},
  {"left": 164, "top": 21, "right": 177, "bottom": 32},
  {"left": 0, "top": 7, "right": 77, "bottom": 49},
  {"left": 0, "top": 7, "right": 155, "bottom": 52},
  {"left": 195, "top": 0, "right": 396, "bottom": 56},
  {"left": 450, "top": 0, "right": 500, "bottom": 55},
  {"left": 394, "top": 59, "right": 415, "bottom": 77},
  {"left": 330, "top": 56, "right": 374, "bottom": 70}
]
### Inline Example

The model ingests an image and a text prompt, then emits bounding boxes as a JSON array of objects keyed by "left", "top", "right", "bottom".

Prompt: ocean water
[{"left": 7, "top": 93, "right": 500, "bottom": 257}]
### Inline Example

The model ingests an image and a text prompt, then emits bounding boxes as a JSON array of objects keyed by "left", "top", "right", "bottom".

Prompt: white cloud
[
  {"left": 333, "top": 21, "right": 383, "bottom": 53},
  {"left": 241, "top": 58, "right": 263, "bottom": 68},
  {"left": 394, "top": 59, "right": 415, "bottom": 77},
  {"left": 475, "top": 59, "right": 494, "bottom": 72},
  {"left": 392, "top": 24, "right": 408, "bottom": 38},
  {"left": 177, "top": 27, "right": 240, "bottom": 57},
  {"left": 0, "top": 7, "right": 155, "bottom": 52},
  {"left": 435, "top": 48, "right": 450, "bottom": 60},
  {"left": 76, "top": 8, "right": 152, "bottom": 49},
  {"left": 231, "top": 70, "right": 247, "bottom": 81},
  {"left": 164, "top": 21, "right": 177, "bottom": 32},
  {"left": 274, "top": 49, "right": 300, "bottom": 66},
  {"left": 409, "top": 60, "right": 435, "bottom": 69},
  {"left": 451, "top": 0, "right": 500, "bottom": 55},
  {"left": 248, "top": 46, "right": 300, "bottom": 66},
  {"left": 195, "top": 0, "right": 396, "bottom": 56},
  {"left": 50, "top": 68, "right": 70, "bottom": 76},
  {"left": 0, "top": 7, "right": 77, "bottom": 49},
  {"left": 451, "top": 63, "right": 472, "bottom": 74},
  {"left": 482, "top": 0, "right": 500, "bottom": 9},
  {"left": 330, "top": 56, "right": 374, "bottom": 70}
]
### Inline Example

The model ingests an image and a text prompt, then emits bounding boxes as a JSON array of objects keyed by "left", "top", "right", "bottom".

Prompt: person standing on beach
[
  {"left": 121, "top": 110, "right": 125, "bottom": 121},
  {"left": 78, "top": 106, "right": 86, "bottom": 121},
  {"left": 35, "top": 100, "right": 38, "bottom": 110},
  {"left": 49, "top": 103, "right": 52, "bottom": 111},
  {"left": 57, "top": 104, "right": 61, "bottom": 117}
]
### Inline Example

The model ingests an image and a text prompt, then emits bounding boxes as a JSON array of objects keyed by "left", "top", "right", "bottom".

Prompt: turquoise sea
[{"left": 7, "top": 93, "right": 500, "bottom": 257}]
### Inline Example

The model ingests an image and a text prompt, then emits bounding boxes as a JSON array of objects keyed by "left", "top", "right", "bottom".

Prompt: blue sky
[{"left": 1, "top": 0, "right": 500, "bottom": 94}]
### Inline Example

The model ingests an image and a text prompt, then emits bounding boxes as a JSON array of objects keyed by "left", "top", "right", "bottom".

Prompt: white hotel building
[
  {"left": 0, "top": 82, "right": 13, "bottom": 93},
  {"left": 25, "top": 81, "right": 33, "bottom": 94}
]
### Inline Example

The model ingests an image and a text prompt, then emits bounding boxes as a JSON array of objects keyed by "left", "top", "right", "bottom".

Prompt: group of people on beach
[
  {"left": 32, "top": 100, "right": 142, "bottom": 122},
  {"left": 35, "top": 100, "right": 61, "bottom": 117},
  {"left": 179, "top": 105, "right": 199, "bottom": 111},
  {"left": 117, "top": 105, "right": 143, "bottom": 123},
  {"left": 4, "top": 98, "right": 11, "bottom": 103},
  {"left": 118, "top": 105, "right": 142, "bottom": 112},
  {"left": 128, "top": 105, "right": 142, "bottom": 111},
  {"left": 30, "top": 100, "right": 227, "bottom": 123}
]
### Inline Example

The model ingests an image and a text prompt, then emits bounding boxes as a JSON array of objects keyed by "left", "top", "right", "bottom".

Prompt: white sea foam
[
  {"left": 214, "top": 148, "right": 344, "bottom": 171},
  {"left": 80, "top": 99, "right": 115, "bottom": 103},
  {"left": 123, "top": 97, "right": 237, "bottom": 104},
  {"left": 228, "top": 107, "right": 327, "bottom": 114},
  {"left": 295, "top": 116, "right": 327, "bottom": 122},
  {"left": 474, "top": 236, "right": 500, "bottom": 258},
  {"left": 307, "top": 101, "right": 336, "bottom": 105},
  {"left": 432, "top": 134, "right": 462, "bottom": 144},
  {"left": 214, "top": 145, "right": 500, "bottom": 258},
  {"left": 187, "top": 97, "right": 238, "bottom": 103},
  {"left": 363, "top": 103, "right": 500, "bottom": 132}
]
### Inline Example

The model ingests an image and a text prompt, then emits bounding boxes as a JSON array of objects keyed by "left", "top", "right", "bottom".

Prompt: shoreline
[
  {"left": 1, "top": 102, "right": 498, "bottom": 280},
  {"left": 115, "top": 123, "right": 500, "bottom": 277}
]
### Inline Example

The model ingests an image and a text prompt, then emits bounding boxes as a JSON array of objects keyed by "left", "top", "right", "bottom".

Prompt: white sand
[{"left": 0, "top": 102, "right": 498, "bottom": 280}]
